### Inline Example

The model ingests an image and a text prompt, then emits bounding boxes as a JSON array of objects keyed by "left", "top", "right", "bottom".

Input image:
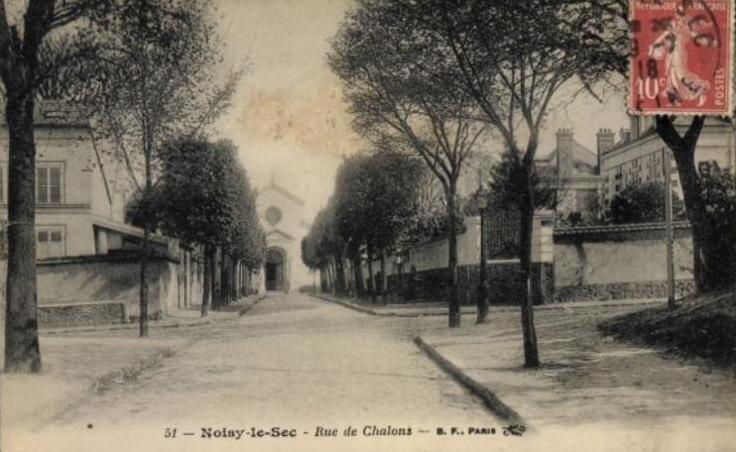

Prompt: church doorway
[{"left": 265, "top": 247, "right": 286, "bottom": 292}]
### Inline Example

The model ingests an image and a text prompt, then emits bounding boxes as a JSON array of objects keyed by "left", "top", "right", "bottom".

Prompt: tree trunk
[
  {"left": 351, "top": 250, "right": 366, "bottom": 297},
  {"left": 139, "top": 227, "right": 150, "bottom": 337},
  {"left": 476, "top": 208, "right": 490, "bottom": 324},
  {"left": 367, "top": 244, "right": 376, "bottom": 303},
  {"left": 4, "top": 87, "right": 42, "bottom": 372},
  {"left": 334, "top": 248, "right": 347, "bottom": 295},
  {"left": 518, "top": 165, "right": 540, "bottom": 368},
  {"left": 326, "top": 260, "right": 335, "bottom": 293},
  {"left": 655, "top": 116, "right": 725, "bottom": 292},
  {"left": 139, "top": 133, "right": 154, "bottom": 338},
  {"left": 211, "top": 246, "right": 220, "bottom": 309},
  {"left": 219, "top": 250, "right": 229, "bottom": 306},
  {"left": 447, "top": 185, "right": 461, "bottom": 328},
  {"left": 201, "top": 244, "right": 211, "bottom": 317},
  {"left": 380, "top": 251, "right": 387, "bottom": 304}
]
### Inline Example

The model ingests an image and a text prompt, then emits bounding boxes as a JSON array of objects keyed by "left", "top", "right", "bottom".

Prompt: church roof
[{"left": 259, "top": 180, "right": 305, "bottom": 207}]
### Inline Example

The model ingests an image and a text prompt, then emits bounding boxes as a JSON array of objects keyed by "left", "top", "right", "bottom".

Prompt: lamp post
[
  {"left": 476, "top": 193, "right": 490, "bottom": 323},
  {"left": 663, "top": 148, "right": 675, "bottom": 310}
]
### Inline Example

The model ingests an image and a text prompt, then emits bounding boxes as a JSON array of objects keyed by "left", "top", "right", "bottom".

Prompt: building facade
[
  {"left": 0, "top": 101, "right": 198, "bottom": 323},
  {"left": 599, "top": 116, "right": 736, "bottom": 203},
  {"left": 536, "top": 129, "right": 603, "bottom": 221},
  {"left": 256, "top": 179, "right": 312, "bottom": 293},
  {"left": 0, "top": 101, "right": 151, "bottom": 258}
]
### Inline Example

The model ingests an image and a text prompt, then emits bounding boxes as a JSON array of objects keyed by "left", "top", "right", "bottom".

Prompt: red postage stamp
[{"left": 629, "top": 0, "right": 733, "bottom": 116}]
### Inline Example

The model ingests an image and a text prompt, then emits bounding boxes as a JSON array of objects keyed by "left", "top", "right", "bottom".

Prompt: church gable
[{"left": 258, "top": 181, "right": 305, "bottom": 209}]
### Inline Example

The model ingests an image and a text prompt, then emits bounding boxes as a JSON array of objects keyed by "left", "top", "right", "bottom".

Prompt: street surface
[{"left": 14, "top": 294, "right": 499, "bottom": 452}]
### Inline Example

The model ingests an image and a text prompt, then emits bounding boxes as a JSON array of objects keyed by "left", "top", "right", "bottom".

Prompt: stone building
[
  {"left": 535, "top": 129, "right": 603, "bottom": 221},
  {"left": 599, "top": 116, "right": 736, "bottom": 203},
  {"left": 0, "top": 101, "right": 144, "bottom": 258},
  {"left": 256, "top": 178, "right": 312, "bottom": 293},
  {"left": 0, "top": 101, "right": 200, "bottom": 325}
]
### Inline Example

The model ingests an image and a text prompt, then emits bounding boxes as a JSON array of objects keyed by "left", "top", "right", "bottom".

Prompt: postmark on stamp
[{"left": 629, "top": 0, "right": 733, "bottom": 116}]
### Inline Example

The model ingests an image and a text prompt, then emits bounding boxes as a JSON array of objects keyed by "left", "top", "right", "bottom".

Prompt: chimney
[
  {"left": 555, "top": 128, "right": 574, "bottom": 179},
  {"left": 629, "top": 115, "right": 641, "bottom": 140},
  {"left": 619, "top": 128, "right": 631, "bottom": 143},
  {"left": 596, "top": 128, "right": 615, "bottom": 173}
]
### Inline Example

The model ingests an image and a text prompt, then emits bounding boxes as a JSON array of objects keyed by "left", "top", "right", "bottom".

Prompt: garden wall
[{"left": 553, "top": 222, "right": 695, "bottom": 302}]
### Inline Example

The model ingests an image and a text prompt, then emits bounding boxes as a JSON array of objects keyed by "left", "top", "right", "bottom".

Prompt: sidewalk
[
  {"left": 312, "top": 291, "right": 665, "bottom": 317},
  {"left": 414, "top": 305, "right": 736, "bottom": 448},
  {"left": 314, "top": 292, "right": 736, "bottom": 447},
  {"left": 1, "top": 295, "right": 266, "bottom": 438}
]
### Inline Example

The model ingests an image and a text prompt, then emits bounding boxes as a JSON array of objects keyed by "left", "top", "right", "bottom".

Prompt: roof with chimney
[{"left": 536, "top": 129, "right": 598, "bottom": 175}]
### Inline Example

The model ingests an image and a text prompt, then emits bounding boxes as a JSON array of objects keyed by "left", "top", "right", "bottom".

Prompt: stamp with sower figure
[{"left": 629, "top": 0, "right": 733, "bottom": 116}]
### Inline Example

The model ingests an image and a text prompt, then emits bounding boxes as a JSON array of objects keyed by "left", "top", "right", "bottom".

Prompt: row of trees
[
  {"left": 1, "top": 0, "right": 259, "bottom": 372},
  {"left": 128, "top": 138, "right": 266, "bottom": 317},
  {"left": 302, "top": 149, "right": 423, "bottom": 303},
  {"left": 328, "top": 0, "right": 732, "bottom": 368},
  {"left": 328, "top": 0, "right": 622, "bottom": 365}
]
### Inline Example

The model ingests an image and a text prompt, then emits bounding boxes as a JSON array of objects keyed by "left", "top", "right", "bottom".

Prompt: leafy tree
[
  {"left": 487, "top": 149, "right": 557, "bottom": 213},
  {"left": 334, "top": 155, "right": 372, "bottom": 296},
  {"left": 609, "top": 181, "right": 685, "bottom": 224},
  {"left": 0, "top": 0, "right": 135, "bottom": 372},
  {"left": 358, "top": 150, "right": 422, "bottom": 302},
  {"left": 132, "top": 138, "right": 264, "bottom": 316},
  {"left": 331, "top": 0, "right": 618, "bottom": 365},
  {"left": 697, "top": 168, "right": 736, "bottom": 285},
  {"left": 303, "top": 199, "right": 348, "bottom": 295},
  {"left": 329, "top": 4, "right": 487, "bottom": 326},
  {"left": 80, "top": 0, "right": 236, "bottom": 336}
]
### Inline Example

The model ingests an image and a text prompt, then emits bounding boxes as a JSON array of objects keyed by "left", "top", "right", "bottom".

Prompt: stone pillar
[
  {"left": 94, "top": 228, "right": 108, "bottom": 255},
  {"left": 531, "top": 210, "right": 555, "bottom": 304}
]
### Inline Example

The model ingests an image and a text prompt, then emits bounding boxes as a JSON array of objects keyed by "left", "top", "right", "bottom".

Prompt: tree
[
  {"left": 304, "top": 199, "right": 348, "bottom": 295},
  {"left": 333, "top": 0, "right": 619, "bottom": 365},
  {"left": 0, "top": 0, "right": 127, "bottom": 373},
  {"left": 609, "top": 181, "right": 685, "bottom": 224},
  {"left": 354, "top": 149, "right": 423, "bottom": 302},
  {"left": 334, "top": 155, "right": 372, "bottom": 297},
  {"left": 655, "top": 117, "right": 728, "bottom": 292},
  {"left": 80, "top": 0, "right": 236, "bottom": 336},
  {"left": 329, "top": 6, "right": 487, "bottom": 326},
  {"left": 133, "top": 138, "right": 264, "bottom": 317}
]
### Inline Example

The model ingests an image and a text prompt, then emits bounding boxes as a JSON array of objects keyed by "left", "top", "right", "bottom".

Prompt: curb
[
  {"left": 312, "top": 293, "right": 664, "bottom": 318},
  {"left": 413, "top": 336, "right": 526, "bottom": 426},
  {"left": 311, "top": 294, "right": 379, "bottom": 316},
  {"left": 92, "top": 348, "right": 176, "bottom": 393}
]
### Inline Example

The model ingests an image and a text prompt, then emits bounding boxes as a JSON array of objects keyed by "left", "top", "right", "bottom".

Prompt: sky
[{"left": 212, "top": 0, "right": 630, "bottom": 224}]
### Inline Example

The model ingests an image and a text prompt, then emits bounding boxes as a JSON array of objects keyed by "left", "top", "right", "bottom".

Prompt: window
[
  {"left": 37, "top": 226, "right": 65, "bottom": 259},
  {"left": 265, "top": 206, "right": 282, "bottom": 226},
  {"left": 36, "top": 164, "right": 63, "bottom": 204}
]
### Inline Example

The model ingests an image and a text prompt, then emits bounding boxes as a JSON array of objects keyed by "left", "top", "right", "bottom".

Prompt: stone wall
[
  {"left": 553, "top": 222, "right": 694, "bottom": 302},
  {"left": 386, "top": 261, "right": 536, "bottom": 306},
  {"left": 35, "top": 251, "right": 186, "bottom": 321},
  {"left": 39, "top": 301, "right": 127, "bottom": 328}
]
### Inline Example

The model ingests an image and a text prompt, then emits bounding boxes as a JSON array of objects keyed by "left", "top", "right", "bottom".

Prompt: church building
[{"left": 256, "top": 178, "right": 313, "bottom": 293}]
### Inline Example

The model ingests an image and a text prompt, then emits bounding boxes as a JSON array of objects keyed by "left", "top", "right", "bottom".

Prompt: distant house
[
  {"left": 535, "top": 129, "right": 603, "bottom": 221},
  {"left": 599, "top": 116, "right": 736, "bottom": 203}
]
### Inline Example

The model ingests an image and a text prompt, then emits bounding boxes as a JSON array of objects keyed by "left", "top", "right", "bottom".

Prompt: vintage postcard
[{"left": 0, "top": 1, "right": 735, "bottom": 451}]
